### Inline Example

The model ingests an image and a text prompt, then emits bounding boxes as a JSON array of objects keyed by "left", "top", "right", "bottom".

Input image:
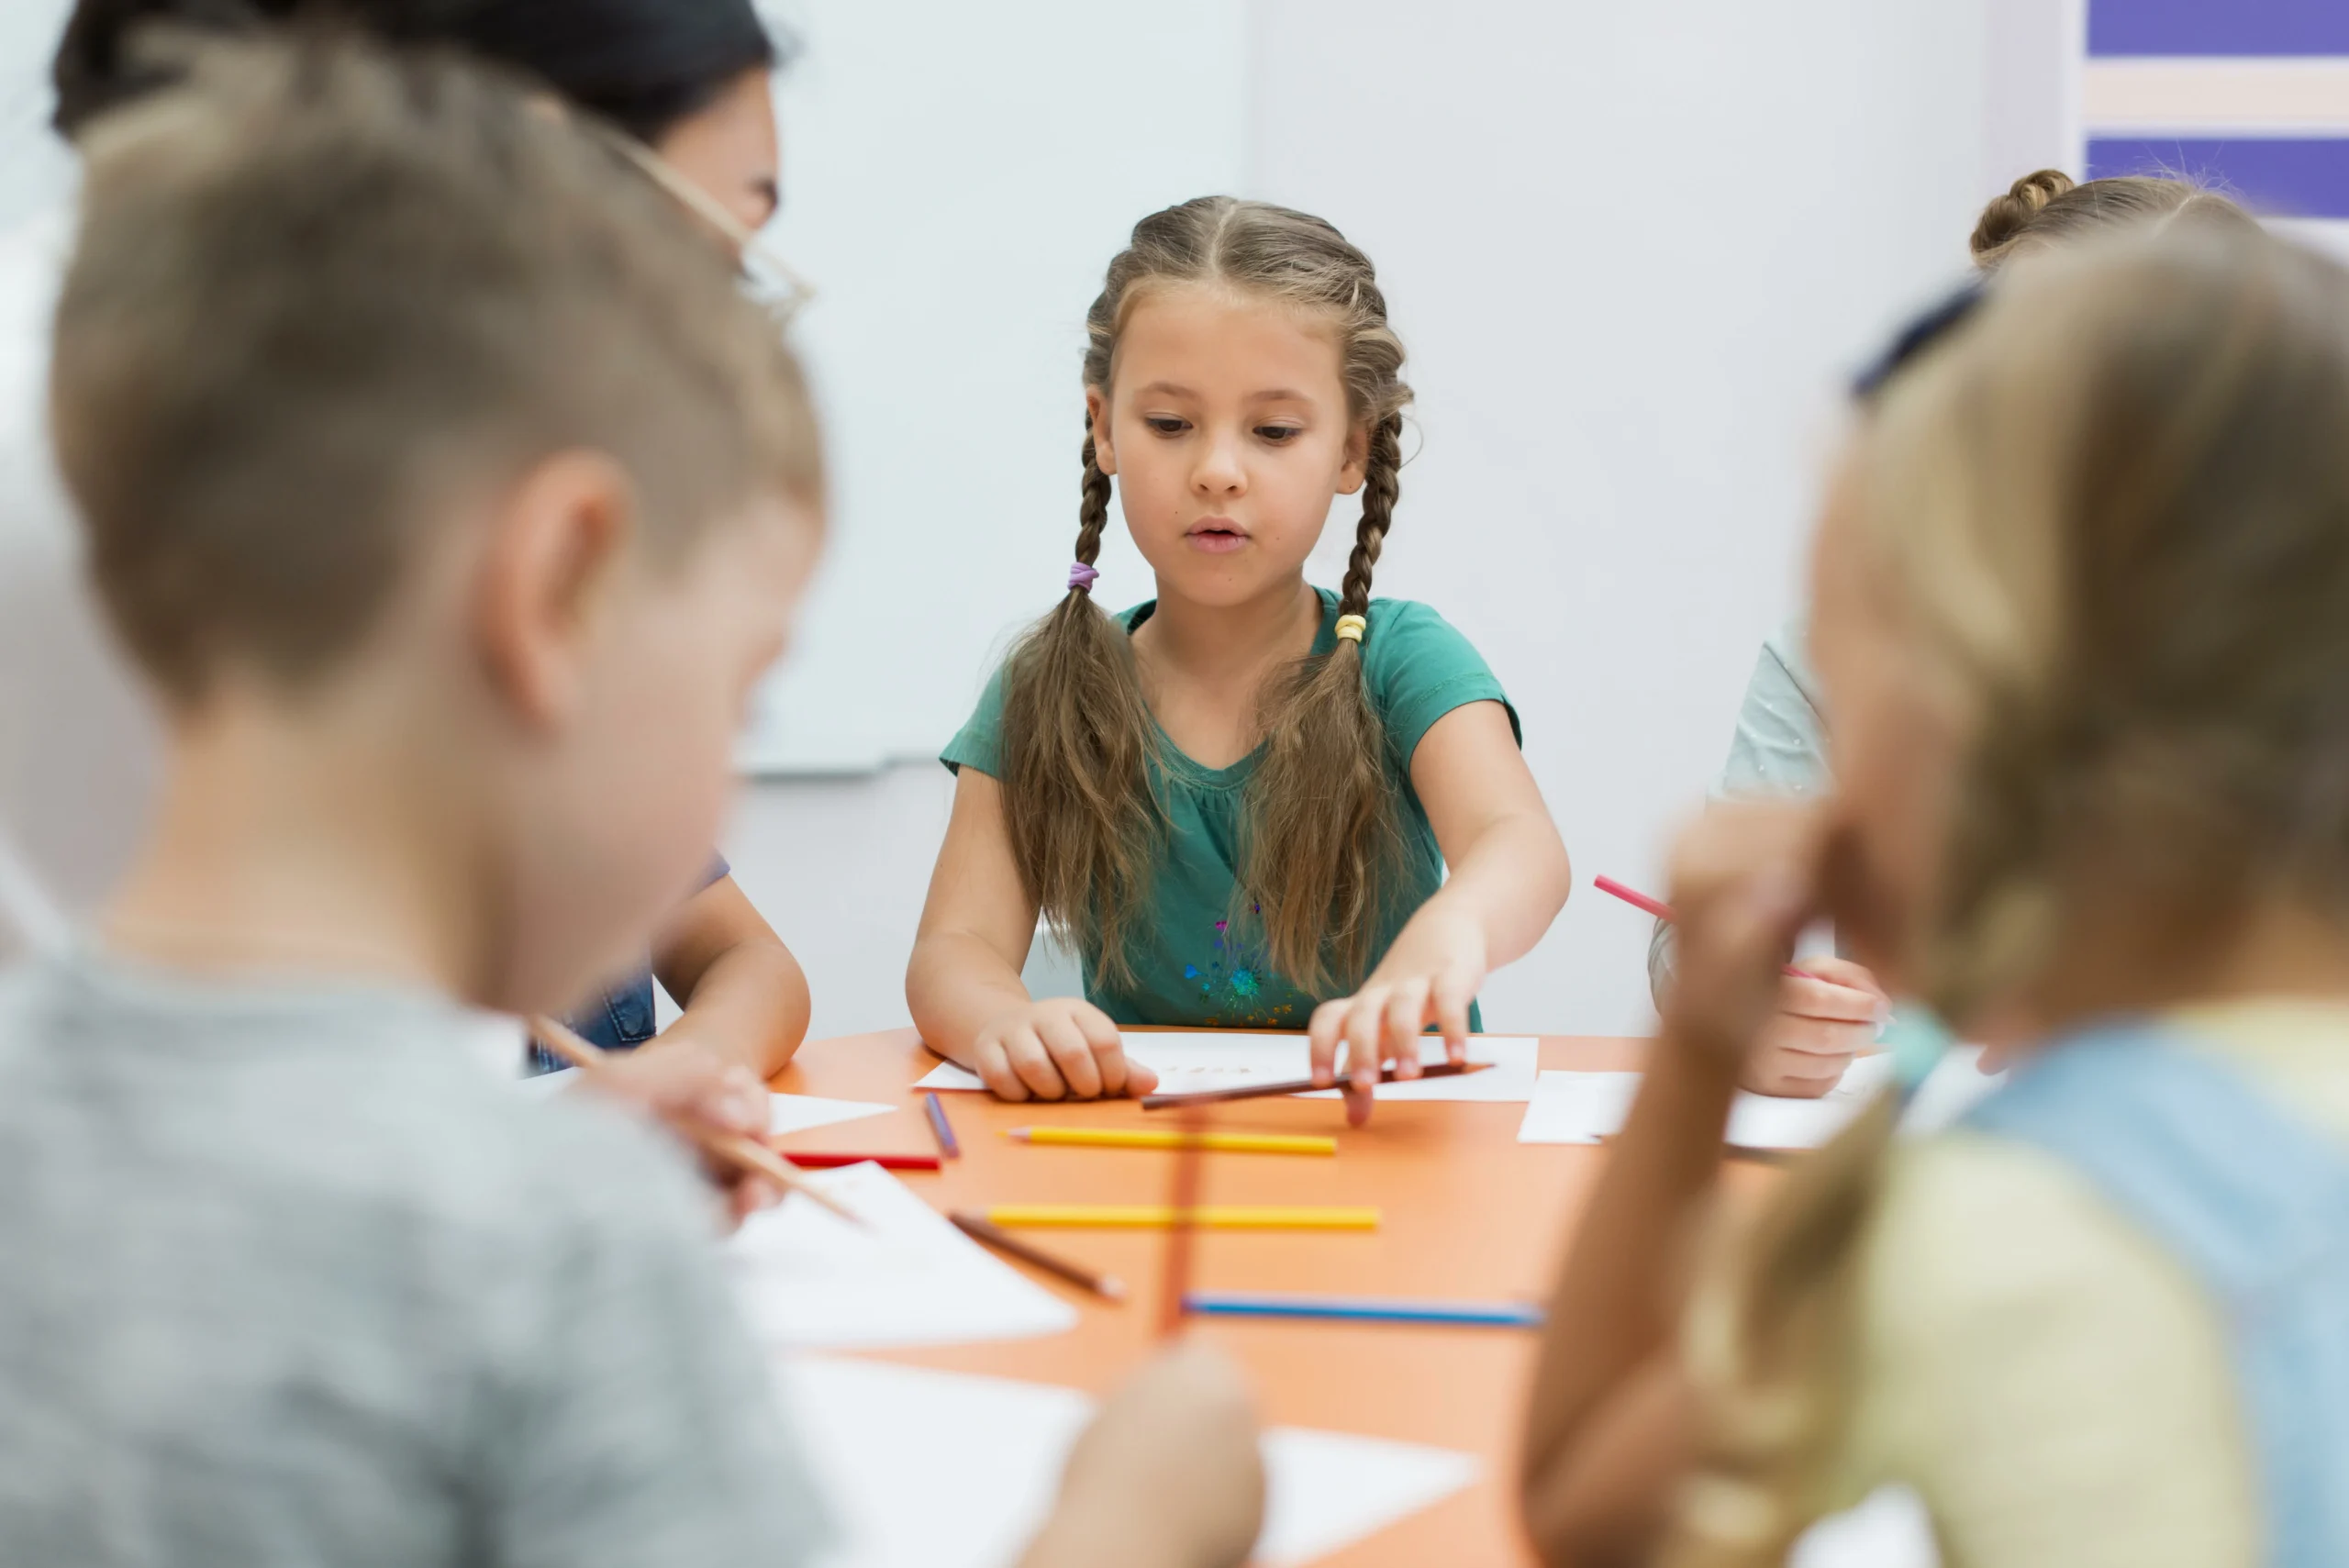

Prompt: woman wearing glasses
[{"left": 4, "top": 0, "right": 810, "bottom": 1177}]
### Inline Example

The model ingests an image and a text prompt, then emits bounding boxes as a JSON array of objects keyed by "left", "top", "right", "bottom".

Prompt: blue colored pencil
[
  {"left": 923, "top": 1091, "right": 962, "bottom": 1160},
  {"left": 1181, "top": 1291, "right": 1543, "bottom": 1329}
]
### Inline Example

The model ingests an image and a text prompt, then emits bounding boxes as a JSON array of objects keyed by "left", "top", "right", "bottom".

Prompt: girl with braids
[
  {"left": 1658, "top": 167, "right": 2254, "bottom": 1105},
  {"left": 907, "top": 196, "right": 1571, "bottom": 1118},
  {"left": 1524, "top": 228, "right": 2349, "bottom": 1566}
]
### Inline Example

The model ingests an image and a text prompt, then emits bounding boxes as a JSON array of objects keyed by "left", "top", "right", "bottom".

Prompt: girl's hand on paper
[
  {"left": 1742, "top": 954, "right": 1886, "bottom": 1098},
  {"left": 1307, "top": 905, "right": 1486, "bottom": 1127},
  {"left": 578, "top": 1038, "right": 779, "bottom": 1226},
  {"left": 1663, "top": 800, "right": 1829, "bottom": 1084},
  {"left": 1025, "top": 1341, "right": 1264, "bottom": 1568},
  {"left": 969, "top": 996, "right": 1159, "bottom": 1102}
]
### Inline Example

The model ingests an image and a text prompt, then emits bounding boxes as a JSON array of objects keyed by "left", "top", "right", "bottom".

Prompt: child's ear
[
  {"left": 473, "top": 450, "right": 635, "bottom": 732},
  {"left": 1336, "top": 422, "right": 1370, "bottom": 495},
  {"left": 1086, "top": 386, "right": 1117, "bottom": 477}
]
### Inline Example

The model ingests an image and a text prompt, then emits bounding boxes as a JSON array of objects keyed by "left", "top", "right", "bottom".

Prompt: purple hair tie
[{"left": 1067, "top": 562, "right": 1100, "bottom": 593}]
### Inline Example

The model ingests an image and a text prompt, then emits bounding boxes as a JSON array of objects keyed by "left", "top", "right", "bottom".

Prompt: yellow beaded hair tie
[{"left": 1333, "top": 614, "right": 1367, "bottom": 645}]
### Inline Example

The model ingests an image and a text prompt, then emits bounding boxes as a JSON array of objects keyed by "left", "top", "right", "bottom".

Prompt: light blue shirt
[
  {"left": 1718, "top": 617, "right": 1828, "bottom": 798},
  {"left": 1650, "top": 617, "right": 1831, "bottom": 1002}
]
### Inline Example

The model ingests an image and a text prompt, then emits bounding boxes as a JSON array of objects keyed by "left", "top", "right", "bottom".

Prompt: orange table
[{"left": 768, "top": 1029, "right": 1653, "bottom": 1568}]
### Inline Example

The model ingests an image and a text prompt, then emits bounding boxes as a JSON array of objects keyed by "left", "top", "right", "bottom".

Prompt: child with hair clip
[
  {"left": 0, "top": 37, "right": 1264, "bottom": 1567},
  {"left": 907, "top": 197, "right": 1573, "bottom": 1119},
  {"left": 12, "top": 0, "right": 816, "bottom": 1095},
  {"left": 1664, "top": 167, "right": 2257, "bottom": 1102},
  {"left": 1522, "top": 227, "right": 2349, "bottom": 1568}
]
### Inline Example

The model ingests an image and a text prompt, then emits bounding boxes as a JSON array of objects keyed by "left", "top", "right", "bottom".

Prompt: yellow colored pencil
[
  {"left": 984, "top": 1205, "right": 1379, "bottom": 1231},
  {"left": 1008, "top": 1127, "right": 1337, "bottom": 1157}
]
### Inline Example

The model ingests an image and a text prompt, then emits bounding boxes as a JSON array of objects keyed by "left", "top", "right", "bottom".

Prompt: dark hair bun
[
  {"left": 51, "top": 0, "right": 777, "bottom": 142},
  {"left": 1970, "top": 169, "right": 2076, "bottom": 261}
]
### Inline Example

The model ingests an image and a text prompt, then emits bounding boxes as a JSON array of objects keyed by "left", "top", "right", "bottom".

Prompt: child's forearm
[
  {"left": 1519, "top": 1034, "right": 1736, "bottom": 1559},
  {"left": 654, "top": 937, "right": 809, "bottom": 1079},
  {"left": 1410, "top": 808, "right": 1572, "bottom": 973},
  {"left": 906, "top": 929, "right": 1033, "bottom": 1065}
]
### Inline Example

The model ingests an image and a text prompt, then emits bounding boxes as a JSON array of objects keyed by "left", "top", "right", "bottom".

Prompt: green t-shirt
[{"left": 943, "top": 588, "right": 1518, "bottom": 1029}]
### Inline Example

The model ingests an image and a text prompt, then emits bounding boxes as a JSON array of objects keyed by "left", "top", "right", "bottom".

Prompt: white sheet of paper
[
  {"left": 726, "top": 1162, "right": 1077, "bottom": 1350},
  {"left": 781, "top": 1356, "right": 1480, "bottom": 1568},
  {"left": 1790, "top": 1485, "right": 1939, "bottom": 1568},
  {"left": 1516, "top": 1049, "right": 2000, "bottom": 1151},
  {"left": 518, "top": 1076, "right": 896, "bottom": 1140},
  {"left": 769, "top": 1092, "right": 896, "bottom": 1138},
  {"left": 916, "top": 1031, "right": 1540, "bottom": 1103},
  {"left": 515, "top": 1066, "right": 576, "bottom": 1098},
  {"left": 1518, "top": 1053, "right": 1896, "bottom": 1150}
]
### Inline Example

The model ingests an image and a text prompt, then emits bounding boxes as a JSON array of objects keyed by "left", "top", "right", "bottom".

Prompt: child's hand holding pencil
[
  {"left": 530, "top": 1016, "right": 862, "bottom": 1230},
  {"left": 584, "top": 1040, "right": 781, "bottom": 1224}
]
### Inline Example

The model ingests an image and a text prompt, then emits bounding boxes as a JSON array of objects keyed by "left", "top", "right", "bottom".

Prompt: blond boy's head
[
  {"left": 55, "top": 28, "right": 820, "bottom": 702},
  {"left": 54, "top": 30, "right": 824, "bottom": 1011}
]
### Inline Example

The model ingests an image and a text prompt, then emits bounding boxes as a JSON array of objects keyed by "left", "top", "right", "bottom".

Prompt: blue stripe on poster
[
  {"left": 2087, "top": 137, "right": 2349, "bottom": 218},
  {"left": 2089, "top": 0, "right": 2349, "bottom": 57}
]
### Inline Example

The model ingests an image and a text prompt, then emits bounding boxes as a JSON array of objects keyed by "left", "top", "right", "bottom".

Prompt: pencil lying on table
[
  {"left": 923, "top": 1091, "right": 961, "bottom": 1160},
  {"left": 1141, "top": 1061, "right": 1493, "bottom": 1110},
  {"left": 527, "top": 1015, "right": 865, "bottom": 1227},
  {"left": 776, "top": 1152, "right": 941, "bottom": 1171},
  {"left": 982, "top": 1205, "right": 1379, "bottom": 1231},
  {"left": 1008, "top": 1127, "right": 1336, "bottom": 1156},
  {"left": 1183, "top": 1290, "right": 1545, "bottom": 1329},
  {"left": 949, "top": 1211, "right": 1126, "bottom": 1301}
]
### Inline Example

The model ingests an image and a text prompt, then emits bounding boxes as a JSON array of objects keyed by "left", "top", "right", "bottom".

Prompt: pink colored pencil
[{"left": 1593, "top": 875, "right": 1821, "bottom": 983}]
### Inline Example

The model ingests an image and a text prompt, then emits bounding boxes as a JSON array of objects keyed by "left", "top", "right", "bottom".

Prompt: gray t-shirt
[{"left": 0, "top": 949, "right": 830, "bottom": 1567}]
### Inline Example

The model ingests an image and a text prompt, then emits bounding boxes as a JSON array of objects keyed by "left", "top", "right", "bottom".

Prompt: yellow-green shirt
[{"left": 1831, "top": 999, "right": 2349, "bottom": 1567}]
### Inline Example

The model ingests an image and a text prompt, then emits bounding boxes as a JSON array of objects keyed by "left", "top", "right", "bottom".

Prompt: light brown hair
[
  {"left": 51, "top": 27, "right": 822, "bottom": 708},
  {"left": 1970, "top": 166, "right": 2255, "bottom": 271},
  {"left": 996, "top": 196, "right": 1412, "bottom": 992},
  {"left": 1665, "top": 228, "right": 2349, "bottom": 1565}
]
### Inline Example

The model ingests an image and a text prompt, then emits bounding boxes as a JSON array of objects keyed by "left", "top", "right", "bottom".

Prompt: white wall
[
  {"left": 0, "top": 0, "right": 72, "bottom": 231},
  {"left": 742, "top": 0, "right": 2010, "bottom": 1041},
  {"left": 743, "top": 0, "right": 1251, "bottom": 772}
]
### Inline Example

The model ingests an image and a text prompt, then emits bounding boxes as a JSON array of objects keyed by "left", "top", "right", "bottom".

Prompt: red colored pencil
[
  {"left": 770, "top": 1151, "right": 941, "bottom": 1172},
  {"left": 1593, "top": 875, "right": 1820, "bottom": 983}
]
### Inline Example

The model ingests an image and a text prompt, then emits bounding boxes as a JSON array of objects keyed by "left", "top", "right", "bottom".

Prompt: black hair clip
[{"left": 1851, "top": 284, "right": 1984, "bottom": 402}]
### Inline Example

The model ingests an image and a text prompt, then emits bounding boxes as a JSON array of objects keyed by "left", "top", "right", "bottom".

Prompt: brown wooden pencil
[
  {"left": 1141, "top": 1059, "right": 1495, "bottom": 1110},
  {"left": 949, "top": 1210, "right": 1127, "bottom": 1301},
  {"left": 528, "top": 1015, "right": 866, "bottom": 1227}
]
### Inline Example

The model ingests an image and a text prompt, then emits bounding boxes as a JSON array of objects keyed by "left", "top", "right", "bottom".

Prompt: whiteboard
[{"left": 743, "top": 1, "right": 1251, "bottom": 773}]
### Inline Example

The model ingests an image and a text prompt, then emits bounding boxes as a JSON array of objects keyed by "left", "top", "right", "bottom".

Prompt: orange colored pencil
[{"left": 1159, "top": 1105, "right": 1206, "bottom": 1338}]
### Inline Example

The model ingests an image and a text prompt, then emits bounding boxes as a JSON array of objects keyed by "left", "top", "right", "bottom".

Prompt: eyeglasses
[{"left": 595, "top": 121, "right": 817, "bottom": 333}]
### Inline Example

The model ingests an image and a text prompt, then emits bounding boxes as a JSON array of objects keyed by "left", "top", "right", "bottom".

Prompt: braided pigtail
[
  {"left": 995, "top": 417, "right": 1162, "bottom": 986},
  {"left": 1241, "top": 412, "right": 1408, "bottom": 990}
]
